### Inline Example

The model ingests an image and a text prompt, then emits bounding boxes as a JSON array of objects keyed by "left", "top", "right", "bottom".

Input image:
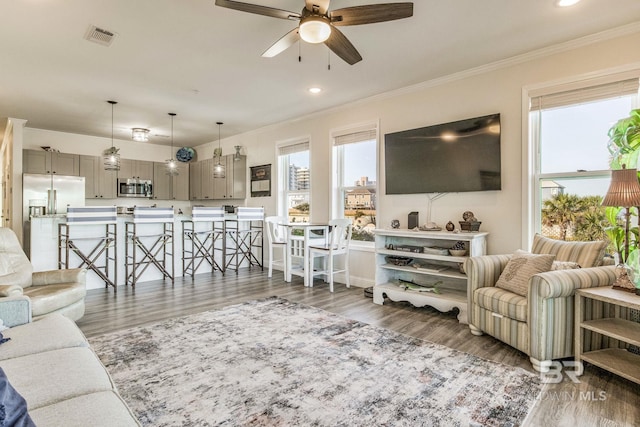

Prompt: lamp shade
[{"left": 602, "top": 167, "right": 640, "bottom": 207}]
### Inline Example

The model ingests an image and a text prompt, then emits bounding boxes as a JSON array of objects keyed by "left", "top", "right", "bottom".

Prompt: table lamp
[{"left": 602, "top": 165, "right": 640, "bottom": 292}]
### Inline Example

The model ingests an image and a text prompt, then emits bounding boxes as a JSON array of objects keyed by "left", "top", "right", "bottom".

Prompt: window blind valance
[
  {"left": 278, "top": 141, "right": 309, "bottom": 156},
  {"left": 333, "top": 129, "right": 377, "bottom": 146},
  {"left": 530, "top": 78, "right": 639, "bottom": 111}
]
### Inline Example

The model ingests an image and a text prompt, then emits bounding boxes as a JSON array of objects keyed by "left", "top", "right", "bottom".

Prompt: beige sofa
[
  {"left": 0, "top": 228, "right": 86, "bottom": 322},
  {"left": 0, "top": 296, "right": 140, "bottom": 426}
]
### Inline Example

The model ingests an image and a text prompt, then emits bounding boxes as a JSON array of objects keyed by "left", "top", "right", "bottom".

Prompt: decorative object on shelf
[
  {"left": 398, "top": 278, "right": 443, "bottom": 293},
  {"left": 395, "top": 244, "right": 422, "bottom": 253},
  {"left": 458, "top": 263, "right": 466, "bottom": 274},
  {"left": 131, "top": 128, "right": 150, "bottom": 142},
  {"left": 602, "top": 165, "right": 640, "bottom": 292},
  {"left": 408, "top": 211, "right": 419, "bottom": 229},
  {"left": 213, "top": 121, "right": 225, "bottom": 179},
  {"left": 449, "top": 241, "right": 467, "bottom": 257},
  {"left": 234, "top": 145, "right": 242, "bottom": 161},
  {"left": 103, "top": 100, "right": 120, "bottom": 171},
  {"left": 446, "top": 221, "right": 455, "bottom": 231},
  {"left": 419, "top": 222, "right": 441, "bottom": 231},
  {"left": 385, "top": 255, "right": 413, "bottom": 266},
  {"left": 459, "top": 212, "right": 481, "bottom": 232},
  {"left": 391, "top": 219, "right": 400, "bottom": 229},
  {"left": 165, "top": 113, "right": 179, "bottom": 176},
  {"left": 423, "top": 246, "right": 449, "bottom": 256},
  {"left": 176, "top": 147, "right": 195, "bottom": 162}
]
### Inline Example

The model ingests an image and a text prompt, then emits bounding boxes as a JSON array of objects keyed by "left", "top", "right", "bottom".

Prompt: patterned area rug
[{"left": 90, "top": 297, "right": 541, "bottom": 426}]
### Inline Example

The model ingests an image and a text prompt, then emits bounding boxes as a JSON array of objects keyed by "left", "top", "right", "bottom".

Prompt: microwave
[{"left": 117, "top": 179, "right": 153, "bottom": 198}]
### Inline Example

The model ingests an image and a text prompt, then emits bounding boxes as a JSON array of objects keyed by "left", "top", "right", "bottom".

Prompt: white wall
[
  {"left": 21, "top": 29, "right": 640, "bottom": 287},
  {"left": 193, "top": 29, "right": 640, "bottom": 258}
]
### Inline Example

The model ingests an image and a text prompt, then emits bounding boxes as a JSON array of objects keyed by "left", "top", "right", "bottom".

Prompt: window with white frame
[
  {"left": 529, "top": 76, "right": 639, "bottom": 242},
  {"left": 278, "top": 141, "right": 310, "bottom": 223},
  {"left": 332, "top": 126, "right": 378, "bottom": 242}
]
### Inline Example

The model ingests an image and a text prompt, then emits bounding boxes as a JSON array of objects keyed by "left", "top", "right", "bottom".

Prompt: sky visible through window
[
  {"left": 342, "top": 139, "right": 376, "bottom": 186},
  {"left": 541, "top": 96, "right": 636, "bottom": 196}
]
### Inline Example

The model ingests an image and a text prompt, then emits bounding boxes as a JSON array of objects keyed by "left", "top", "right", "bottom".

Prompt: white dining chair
[
  {"left": 264, "top": 216, "right": 288, "bottom": 278},
  {"left": 307, "top": 218, "right": 352, "bottom": 292}
]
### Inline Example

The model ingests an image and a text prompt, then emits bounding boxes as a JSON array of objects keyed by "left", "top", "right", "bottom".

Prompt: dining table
[{"left": 282, "top": 222, "right": 329, "bottom": 287}]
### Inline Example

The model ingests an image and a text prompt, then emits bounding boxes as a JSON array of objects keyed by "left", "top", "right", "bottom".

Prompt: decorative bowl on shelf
[
  {"left": 449, "top": 249, "right": 467, "bottom": 257},
  {"left": 385, "top": 255, "right": 413, "bottom": 266},
  {"left": 459, "top": 221, "right": 481, "bottom": 232}
]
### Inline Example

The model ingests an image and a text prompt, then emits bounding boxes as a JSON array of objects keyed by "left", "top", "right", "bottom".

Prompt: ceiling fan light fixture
[
  {"left": 299, "top": 16, "right": 331, "bottom": 43},
  {"left": 132, "top": 128, "right": 150, "bottom": 142}
]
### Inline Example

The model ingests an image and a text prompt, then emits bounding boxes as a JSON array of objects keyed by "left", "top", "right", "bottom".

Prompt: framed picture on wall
[{"left": 250, "top": 164, "right": 271, "bottom": 197}]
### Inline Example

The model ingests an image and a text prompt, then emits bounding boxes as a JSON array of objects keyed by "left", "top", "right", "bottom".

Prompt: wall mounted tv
[{"left": 384, "top": 113, "right": 502, "bottom": 194}]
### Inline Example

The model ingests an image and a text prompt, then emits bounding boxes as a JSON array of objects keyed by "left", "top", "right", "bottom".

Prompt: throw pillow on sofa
[
  {"left": 495, "top": 249, "right": 555, "bottom": 297},
  {"left": 531, "top": 233, "right": 607, "bottom": 268}
]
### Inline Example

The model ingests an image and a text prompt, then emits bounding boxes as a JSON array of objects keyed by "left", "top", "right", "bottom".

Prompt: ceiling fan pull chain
[
  {"left": 298, "top": 41, "right": 302, "bottom": 63},
  {"left": 328, "top": 49, "right": 331, "bottom": 71}
]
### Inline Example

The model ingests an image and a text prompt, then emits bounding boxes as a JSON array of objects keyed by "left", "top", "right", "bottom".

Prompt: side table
[{"left": 575, "top": 287, "right": 640, "bottom": 385}]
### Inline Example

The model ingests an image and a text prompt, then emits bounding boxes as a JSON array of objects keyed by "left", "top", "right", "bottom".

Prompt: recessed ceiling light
[
  {"left": 308, "top": 87, "right": 322, "bottom": 94},
  {"left": 555, "top": 0, "right": 581, "bottom": 7}
]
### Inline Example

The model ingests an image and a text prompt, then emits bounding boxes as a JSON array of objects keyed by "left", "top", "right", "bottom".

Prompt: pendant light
[
  {"left": 213, "top": 121, "right": 225, "bottom": 178},
  {"left": 165, "top": 113, "right": 179, "bottom": 176},
  {"left": 103, "top": 100, "right": 120, "bottom": 171}
]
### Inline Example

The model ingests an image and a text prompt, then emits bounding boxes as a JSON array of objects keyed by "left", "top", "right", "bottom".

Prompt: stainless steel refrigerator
[{"left": 23, "top": 173, "right": 85, "bottom": 257}]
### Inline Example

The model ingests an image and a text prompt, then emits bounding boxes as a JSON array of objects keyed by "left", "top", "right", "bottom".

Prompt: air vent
[{"left": 84, "top": 25, "right": 116, "bottom": 46}]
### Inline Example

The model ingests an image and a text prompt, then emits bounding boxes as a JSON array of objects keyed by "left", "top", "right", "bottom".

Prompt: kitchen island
[{"left": 28, "top": 212, "right": 262, "bottom": 290}]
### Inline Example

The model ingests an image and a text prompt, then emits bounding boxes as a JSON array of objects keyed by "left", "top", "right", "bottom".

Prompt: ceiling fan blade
[
  {"left": 304, "top": 0, "right": 330, "bottom": 15},
  {"left": 331, "top": 3, "right": 413, "bottom": 26},
  {"left": 215, "top": 0, "right": 300, "bottom": 20},
  {"left": 324, "top": 26, "right": 362, "bottom": 65},
  {"left": 262, "top": 28, "right": 300, "bottom": 58}
]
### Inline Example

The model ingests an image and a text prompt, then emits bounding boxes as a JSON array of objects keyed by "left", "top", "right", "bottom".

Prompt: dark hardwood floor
[{"left": 77, "top": 268, "right": 639, "bottom": 427}]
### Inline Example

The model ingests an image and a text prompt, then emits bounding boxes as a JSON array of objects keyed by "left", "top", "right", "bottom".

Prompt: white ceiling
[{"left": 2, "top": 0, "right": 640, "bottom": 147}]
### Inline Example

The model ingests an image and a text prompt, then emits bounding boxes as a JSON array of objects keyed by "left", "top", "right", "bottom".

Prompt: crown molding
[{"left": 211, "top": 21, "right": 640, "bottom": 144}]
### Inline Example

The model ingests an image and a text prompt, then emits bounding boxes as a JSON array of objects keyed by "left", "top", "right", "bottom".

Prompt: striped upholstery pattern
[
  {"left": 467, "top": 254, "right": 618, "bottom": 368},
  {"left": 66, "top": 206, "right": 116, "bottom": 224},
  {"left": 191, "top": 206, "right": 224, "bottom": 222},
  {"left": 237, "top": 207, "right": 264, "bottom": 221},
  {"left": 132, "top": 207, "right": 174, "bottom": 223},
  {"left": 531, "top": 233, "right": 607, "bottom": 267},
  {"left": 474, "top": 287, "right": 527, "bottom": 322}
]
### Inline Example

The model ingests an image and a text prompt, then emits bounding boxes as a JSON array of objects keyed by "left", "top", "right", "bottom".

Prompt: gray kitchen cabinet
[
  {"left": 189, "top": 155, "right": 246, "bottom": 200},
  {"left": 23, "top": 150, "right": 80, "bottom": 176},
  {"left": 79, "top": 155, "right": 117, "bottom": 199},
  {"left": 153, "top": 162, "right": 189, "bottom": 201},
  {"left": 119, "top": 159, "right": 153, "bottom": 181},
  {"left": 189, "top": 160, "right": 202, "bottom": 200}
]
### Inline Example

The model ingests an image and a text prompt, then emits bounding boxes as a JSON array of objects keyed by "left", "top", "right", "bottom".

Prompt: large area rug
[{"left": 90, "top": 297, "right": 541, "bottom": 426}]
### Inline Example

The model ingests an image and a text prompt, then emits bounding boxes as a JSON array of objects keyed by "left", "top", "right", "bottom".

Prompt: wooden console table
[{"left": 575, "top": 287, "right": 640, "bottom": 385}]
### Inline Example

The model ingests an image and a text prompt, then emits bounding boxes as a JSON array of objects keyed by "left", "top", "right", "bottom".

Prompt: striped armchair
[{"left": 466, "top": 235, "right": 617, "bottom": 372}]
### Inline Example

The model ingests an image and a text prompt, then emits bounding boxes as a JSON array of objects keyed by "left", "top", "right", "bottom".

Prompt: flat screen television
[{"left": 384, "top": 113, "right": 502, "bottom": 194}]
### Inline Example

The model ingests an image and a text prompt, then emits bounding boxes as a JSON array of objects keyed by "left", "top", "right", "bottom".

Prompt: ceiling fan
[{"left": 214, "top": 0, "right": 414, "bottom": 65}]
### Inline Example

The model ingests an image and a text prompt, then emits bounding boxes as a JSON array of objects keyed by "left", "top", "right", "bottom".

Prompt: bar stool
[
  {"left": 58, "top": 206, "right": 118, "bottom": 291},
  {"left": 182, "top": 206, "right": 225, "bottom": 279},
  {"left": 125, "top": 207, "right": 174, "bottom": 286},
  {"left": 225, "top": 207, "right": 264, "bottom": 273}
]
